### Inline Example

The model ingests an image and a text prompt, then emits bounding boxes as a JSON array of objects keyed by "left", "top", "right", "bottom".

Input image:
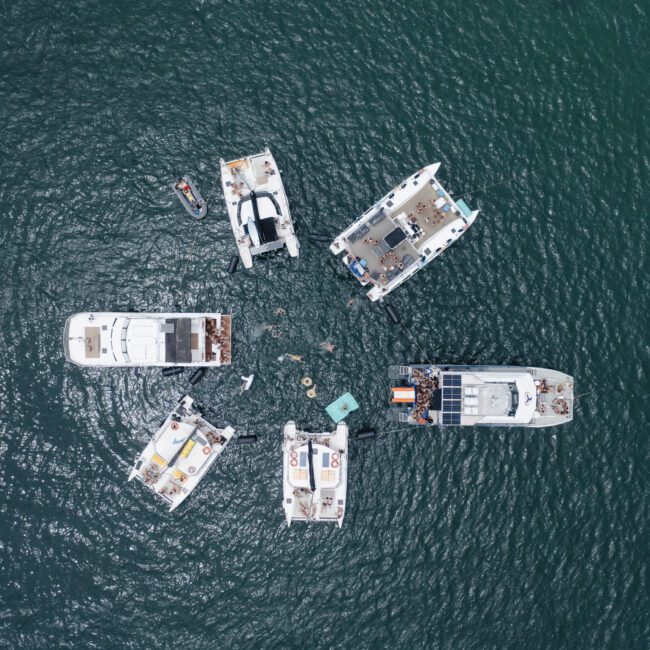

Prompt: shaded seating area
[{"left": 164, "top": 318, "right": 192, "bottom": 363}]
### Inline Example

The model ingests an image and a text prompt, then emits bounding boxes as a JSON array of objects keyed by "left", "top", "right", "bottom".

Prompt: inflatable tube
[
  {"left": 356, "top": 430, "right": 376, "bottom": 440},
  {"left": 309, "top": 233, "right": 331, "bottom": 243},
  {"left": 228, "top": 254, "right": 239, "bottom": 274},
  {"left": 189, "top": 368, "right": 207, "bottom": 385},
  {"left": 384, "top": 303, "right": 401, "bottom": 325},
  {"left": 162, "top": 367, "right": 183, "bottom": 377},
  {"left": 237, "top": 435, "right": 258, "bottom": 444}
]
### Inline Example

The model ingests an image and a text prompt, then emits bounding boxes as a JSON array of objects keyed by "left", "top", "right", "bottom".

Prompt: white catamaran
[
  {"left": 220, "top": 148, "right": 299, "bottom": 268},
  {"left": 389, "top": 364, "right": 574, "bottom": 428},
  {"left": 63, "top": 312, "right": 232, "bottom": 367},
  {"left": 330, "top": 163, "right": 478, "bottom": 301},
  {"left": 282, "top": 421, "right": 348, "bottom": 527},
  {"left": 129, "top": 395, "right": 235, "bottom": 511}
]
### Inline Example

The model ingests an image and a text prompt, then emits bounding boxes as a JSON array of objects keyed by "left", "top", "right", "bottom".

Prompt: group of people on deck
[
  {"left": 175, "top": 180, "right": 201, "bottom": 209},
  {"left": 206, "top": 319, "right": 230, "bottom": 361},
  {"left": 410, "top": 369, "right": 439, "bottom": 424}
]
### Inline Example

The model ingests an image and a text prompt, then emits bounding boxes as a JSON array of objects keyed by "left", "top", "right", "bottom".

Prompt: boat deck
[
  {"left": 343, "top": 180, "right": 464, "bottom": 286},
  {"left": 395, "top": 181, "right": 461, "bottom": 244},
  {"left": 345, "top": 212, "right": 418, "bottom": 285}
]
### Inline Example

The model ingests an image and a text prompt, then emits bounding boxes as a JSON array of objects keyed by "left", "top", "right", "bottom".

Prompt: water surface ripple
[{"left": 0, "top": 0, "right": 648, "bottom": 648}]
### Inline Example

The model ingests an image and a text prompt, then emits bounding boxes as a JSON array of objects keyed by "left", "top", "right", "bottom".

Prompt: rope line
[{"left": 452, "top": 165, "right": 543, "bottom": 201}]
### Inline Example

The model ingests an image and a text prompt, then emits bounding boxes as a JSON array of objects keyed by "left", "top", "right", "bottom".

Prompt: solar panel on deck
[
  {"left": 442, "top": 374, "right": 461, "bottom": 387},
  {"left": 442, "top": 387, "right": 461, "bottom": 399},
  {"left": 443, "top": 400, "right": 461, "bottom": 413},
  {"left": 442, "top": 413, "right": 461, "bottom": 425},
  {"left": 384, "top": 227, "right": 407, "bottom": 249}
]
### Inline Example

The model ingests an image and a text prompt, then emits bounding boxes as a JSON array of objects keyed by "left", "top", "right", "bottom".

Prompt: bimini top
[
  {"left": 330, "top": 163, "right": 479, "bottom": 301},
  {"left": 63, "top": 312, "right": 232, "bottom": 367},
  {"left": 389, "top": 364, "right": 574, "bottom": 428},
  {"left": 220, "top": 148, "right": 299, "bottom": 269}
]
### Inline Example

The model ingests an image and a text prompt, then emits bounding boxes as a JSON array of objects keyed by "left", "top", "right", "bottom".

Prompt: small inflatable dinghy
[{"left": 173, "top": 175, "right": 207, "bottom": 219}]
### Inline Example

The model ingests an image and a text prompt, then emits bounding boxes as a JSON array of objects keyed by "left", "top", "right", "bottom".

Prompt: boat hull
[
  {"left": 389, "top": 364, "right": 574, "bottom": 428},
  {"left": 330, "top": 163, "right": 478, "bottom": 301},
  {"left": 220, "top": 148, "right": 300, "bottom": 268},
  {"left": 173, "top": 176, "right": 207, "bottom": 219},
  {"left": 63, "top": 312, "right": 232, "bottom": 367}
]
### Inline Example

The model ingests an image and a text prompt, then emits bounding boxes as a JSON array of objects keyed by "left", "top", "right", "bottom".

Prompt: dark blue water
[{"left": 1, "top": 0, "right": 648, "bottom": 647}]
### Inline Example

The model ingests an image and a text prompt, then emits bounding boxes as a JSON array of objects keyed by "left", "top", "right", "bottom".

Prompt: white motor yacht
[
  {"left": 63, "top": 312, "right": 232, "bottom": 367},
  {"left": 389, "top": 364, "right": 574, "bottom": 428},
  {"left": 330, "top": 163, "right": 478, "bottom": 301},
  {"left": 128, "top": 395, "right": 235, "bottom": 511},
  {"left": 220, "top": 148, "right": 299, "bottom": 268},
  {"left": 282, "top": 421, "right": 348, "bottom": 527}
]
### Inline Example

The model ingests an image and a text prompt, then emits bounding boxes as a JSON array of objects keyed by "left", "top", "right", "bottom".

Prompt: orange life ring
[
  {"left": 171, "top": 422, "right": 179, "bottom": 431},
  {"left": 331, "top": 459, "right": 339, "bottom": 468},
  {"left": 203, "top": 446, "right": 211, "bottom": 455},
  {"left": 290, "top": 458, "right": 298, "bottom": 467},
  {"left": 290, "top": 451, "right": 298, "bottom": 459},
  {"left": 332, "top": 453, "right": 339, "bottom": 461}
]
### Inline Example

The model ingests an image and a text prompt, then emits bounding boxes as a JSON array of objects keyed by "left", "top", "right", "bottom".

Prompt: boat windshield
[{"left": 508, "top": 384, "right": 519, "bottom": 416}]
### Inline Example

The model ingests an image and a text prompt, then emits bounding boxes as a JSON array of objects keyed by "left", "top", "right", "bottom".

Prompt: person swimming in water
[{"left": 319, "top": 342, "right": 336, "bottom": 353}]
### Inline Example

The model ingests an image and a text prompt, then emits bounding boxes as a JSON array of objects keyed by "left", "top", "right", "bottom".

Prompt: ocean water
[{"left": 1, "top": 0, "right": 648, "bottom": 647}]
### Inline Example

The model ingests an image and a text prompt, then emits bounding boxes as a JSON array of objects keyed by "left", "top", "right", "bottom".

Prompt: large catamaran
[
  {"left": 220, "top": 148, "right": 299, "bottom": 268},
  {"left": 330, "top": 163, "right": 478, "bottom": 301},
  {"left": 389, "top": 364, "right": 574, "bottom": 428},
  {"left": 282, "top": 421, "right": 348, "bottom": 527},
  {"left": 63, "top": 312, "right": 232, "bottom": 367},
  {"left": 129, "top": 395, "right": 234, "bottom": 511}
]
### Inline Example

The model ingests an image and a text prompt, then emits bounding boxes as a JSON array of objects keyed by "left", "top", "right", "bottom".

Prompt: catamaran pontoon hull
[
  {"left": 330, "top": 163, "right": 478, "bottom": 301},
  {"left": 128, "top": 395, "right": 235, "bottom": 511},
  {"left": 220, "top": 148, "right": 299, "bottom": 268},
  {"left": 282, "top": 421, "right": 348, "bottom": 527}
]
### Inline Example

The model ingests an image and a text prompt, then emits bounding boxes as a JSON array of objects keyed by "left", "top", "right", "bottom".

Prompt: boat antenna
[{"left": 451, "top": 165, "right": 544, "bottom": 202}]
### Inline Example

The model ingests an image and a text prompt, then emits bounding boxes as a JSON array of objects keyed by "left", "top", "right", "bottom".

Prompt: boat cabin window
[
  {"left": 322, "top": 452, "right": 330, "bottom": 468},
  {"left": 508, "top": 384, "right": 519, "bottom": 416},
  {"left": 299, "top": 451, "right": 307, "bottom": 467}
]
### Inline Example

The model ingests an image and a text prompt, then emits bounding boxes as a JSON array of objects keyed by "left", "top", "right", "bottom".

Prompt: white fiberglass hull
[
  {"left": 389, "top": 364, "right": 574, "bottom": 428},
  {"left": 220, "top": 148, "right": 299, "bottom": 269},
  {"left": 282, "top": 421, "right": 348, "bottom": 527},
  {"left": 129, "top": 395, "right": 235, "bottom": 511},
  {"left": 330, "top": 163, "right": 478, "bottom": 301},
  {"left": 63, "top": 312, "right": 232, "bottom": 367}
]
